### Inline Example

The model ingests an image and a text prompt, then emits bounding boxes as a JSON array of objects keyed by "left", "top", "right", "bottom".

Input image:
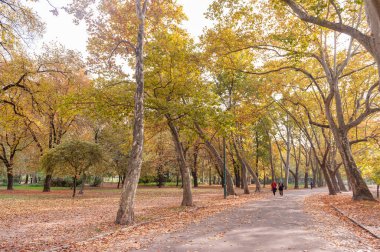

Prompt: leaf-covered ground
[
  {"left": 0, "top": 185, "right": 269, "bottom": 251},
  {"left": 304, "top": 191, "right": 380, "bottom": 251}
]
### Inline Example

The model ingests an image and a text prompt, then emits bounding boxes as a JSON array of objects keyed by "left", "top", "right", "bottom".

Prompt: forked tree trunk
[
  {"left": 232, "top": 145, "right": 248, "bottom": 193},
  {"left": 194, "top": 123, "right": 235, "bottom": 195},
  {"left": 320, "top": 164, "right": 337, "bottom": 195},
  {"left": 333, "top": 130, "right": 374, "bottom": 200},
  {"left": 43, "top": 174, "right": 52, "bottom": 192},
  {"left": 328, "top": 168, "right": 340, "bottom": 193},
  {"left": 166, "top": 117, "right": 193, "bottom": 206},
  {"left": 116, "top": 0, "right": 149, "bottom": 225},
  {"left": 233, "top": 139, "right": 259, "bottom": 192}
]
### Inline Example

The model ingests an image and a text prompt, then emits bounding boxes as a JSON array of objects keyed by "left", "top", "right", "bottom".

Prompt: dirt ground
[
  {"left": 141, "top": 188, "right": 343, "bottom": 252},
  {"left": 0, "top": 185, "right": 269, "bottom": 251}
]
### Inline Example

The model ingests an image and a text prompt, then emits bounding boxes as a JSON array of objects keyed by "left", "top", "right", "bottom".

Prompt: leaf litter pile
[
  {"left": 304, "top": 192, "right": 380, "bottom": 251},
  {"left": 0, "top": 185, "right": 269, "bottom": 251}
]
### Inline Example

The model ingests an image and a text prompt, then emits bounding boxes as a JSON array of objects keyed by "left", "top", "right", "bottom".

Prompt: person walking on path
[
  {"left": 271, "top": 181, "right": 277, "bottom": 196},
  {"left": 310, "top": 181, "right": 313, "bottom": 189},
  {"left": 279, "top": 182, "right": 284, "bottom": 196}
]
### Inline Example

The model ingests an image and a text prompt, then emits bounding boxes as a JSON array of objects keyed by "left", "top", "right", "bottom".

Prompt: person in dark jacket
[{"left": 278, "top": 182, "right": 284, "bottom": 196}]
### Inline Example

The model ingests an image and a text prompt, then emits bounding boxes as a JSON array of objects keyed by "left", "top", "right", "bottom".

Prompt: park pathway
[{"left": 140, "top": 188, "right": 341, "bottom": 252}]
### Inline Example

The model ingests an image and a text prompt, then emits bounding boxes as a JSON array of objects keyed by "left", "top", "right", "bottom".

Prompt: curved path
[{"left": 140, "top": 188, "right": 340, "bottom": 252}]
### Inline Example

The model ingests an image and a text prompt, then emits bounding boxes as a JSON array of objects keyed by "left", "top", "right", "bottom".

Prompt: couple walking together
[{"left": 271, "top": 181, "right": 284, "bottom": 196}]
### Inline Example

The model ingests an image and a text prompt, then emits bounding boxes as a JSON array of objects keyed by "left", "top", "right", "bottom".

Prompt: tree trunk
[
  {"left": 328, "top": 168, "right": 340, "bottom": 193},
  {"left": 333, "top": 130, "right": 374, "bottom": 200},
  {"left": 33, "top": 172, "right": 38, "bottom": 184},
  {"left": 268, "top": 136, "right": 275, "bottom": 182},
  {"left": 336, "top": 169, "right": 348, "bottom": 192},
  {"left": 230, "top": 150, "right": 241, "bottom": 188},
  {"left": 294, "top": 167, "right": 299, "bottom": 189},
  {"left": 192, "top": 145, "right": 199, "bottom": 188},
  {"left": 192, "top": 171, "right": 198, "bottom": 188},
  {"left": 115, "top": 0, "right": 148, "bottom": 225},
  {"left": 233, "top": 158, "right": 241, "bottom": 188},
  {"left": 377, "top": 185, "right": 379, "bottom": 199},
  {"left": 320, "top": 164, "right": 337, "bottom": 195},
  {"left": 317, "top": 166, "right": 323, "bottom": 187},
  {"left": 43, "top": 174, "right": 52, "bottom": 192},
  {"left": 255, "top": 130, "right": 259, "bottom": 178},
  {"left": 79, "top": 173, "right": 86, "bottom": 195},
  {"left": 122, "top": 173, "right": 126, "bottom": 186},
  {"left": 25, "top": 174, "right": 29, "bottom": 185},
  {"left": 208, "top": 166, "right": 212, "bottom": 186},
  {"left": 364, "top": 0, "right": 380, "bottom": 81},
  {"left": 285, "top": 114, "right": 291, "bottom": 189},
  {"left": 7, "top": 168, "right": 13, "bottom": 190},
  {"left": 304, "top": 171, "right": 309, "bottom": 189},
  {"left": 166, "top": 116, "right": 193, "bottom": 206},
  {"left": 72, "top": 176, "right": 77, "bottom": 198},
  {"left": 157, "top": 165, "right": 165, "bottom": 188},
  {"left": 242, "top": 162, "right": 249, "bottom": 194},
  {"left": 232, "top": 139, "right": 259, "bottom": 192},
  {"left": 117, "top": 176, "right": 121, "bottom": 189},
  {"left": 194, "top": 122, "right": 235, "bottom": 195}
]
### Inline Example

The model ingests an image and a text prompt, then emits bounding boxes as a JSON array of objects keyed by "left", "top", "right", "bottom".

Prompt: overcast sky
[{"left": 32, "top": 0, "right": 214, "bottom": 56}]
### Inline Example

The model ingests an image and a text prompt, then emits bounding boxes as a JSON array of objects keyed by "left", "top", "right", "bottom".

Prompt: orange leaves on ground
[
  {"left": 304, "top": 193, "right": 380, "bottom": 251},
  {"left": 0, "top": 186, "right": 269, "bottom": 251}
]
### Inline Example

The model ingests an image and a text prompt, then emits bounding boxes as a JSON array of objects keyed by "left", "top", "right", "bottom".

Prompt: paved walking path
[{"left": 141, "top": 188, "right": 341, "bottom": 252}]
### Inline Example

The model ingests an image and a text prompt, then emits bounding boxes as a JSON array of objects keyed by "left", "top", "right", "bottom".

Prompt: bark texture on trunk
[
  {"left": 336, "top": 169, "right": 348, "bottom": 192},
  {"left": 321, "top": 163, "right": 337, "bottom": 195},
  {"left": 116, "top": 0, "right": 149, "bottom": 225},
  {"left": 43, "top": 174, "right": 52, "bottom": 192},
  {"left": 7, "top": 170, "right": 13, "bottom": 190},
  {"left": 333, "top": 130, "right": 374, "bottom": 200},
  {"left": 365, "top": 0, "right": 380, "bottom": 80},
  {"left": 328, "top": 168, "right": 340, "bottom": 193},
  {"left": 304, "top": 171, "right": 309, "bottom": 189},
  {"left": 167, "top": 117, "right": 193, "bottom": 206},
  {"left": 72, "top": 176, "right": 77, "bottom": 198},
  {"left": 242, "top": 163, "right": 249, "bottom": 194}
]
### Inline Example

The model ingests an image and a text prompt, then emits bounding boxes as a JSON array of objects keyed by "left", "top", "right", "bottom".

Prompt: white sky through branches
[{"left": 32, "top": 0, "right": 213, "bottom": 57}]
